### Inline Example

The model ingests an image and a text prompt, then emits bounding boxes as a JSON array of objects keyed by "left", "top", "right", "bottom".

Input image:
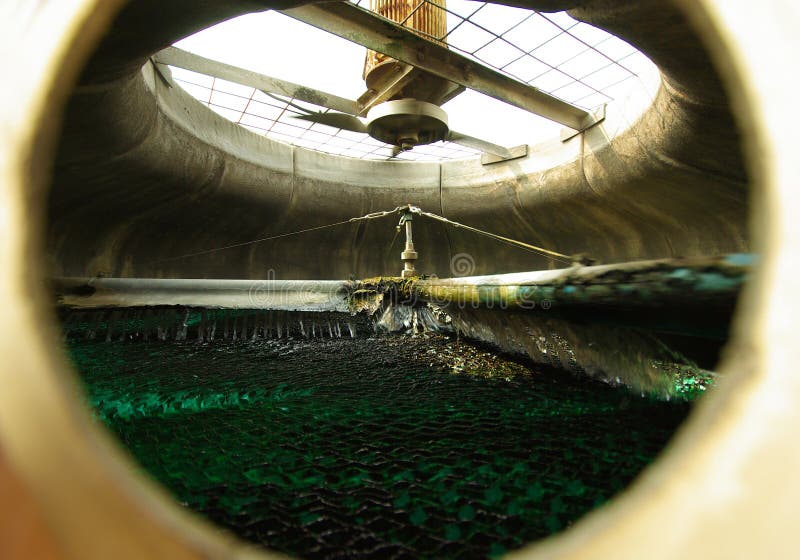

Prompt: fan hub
[{"left": 366, "top": 99, "right": 449, "bottom": 149}]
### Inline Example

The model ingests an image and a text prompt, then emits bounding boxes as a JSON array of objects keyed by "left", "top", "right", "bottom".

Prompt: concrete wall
[{"left": 45, "top": 0, "right": 749, "bottom": 281}]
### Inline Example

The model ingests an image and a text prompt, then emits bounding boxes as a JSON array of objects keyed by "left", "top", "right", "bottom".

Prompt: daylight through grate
[{"left": 169, "top": 1, "right": 655, "bottom": 161}]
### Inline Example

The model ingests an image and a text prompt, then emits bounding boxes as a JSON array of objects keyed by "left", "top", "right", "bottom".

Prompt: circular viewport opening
[{"left": 44, "top": 1, "right": 751, "bottom": 559}]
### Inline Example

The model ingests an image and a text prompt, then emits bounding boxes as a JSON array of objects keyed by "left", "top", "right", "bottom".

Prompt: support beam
[
  {"left": 447, "top": 131, "right": 516, "bottom": 159},
  {"left": 153, "top": 46, "right": 360, "bottom": 116},
  {"left": 281, "top": 2, "right": 595, "bottom": 131}
]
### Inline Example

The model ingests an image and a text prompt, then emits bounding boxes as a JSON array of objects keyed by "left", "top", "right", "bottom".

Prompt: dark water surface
[{"left": 67, "top": 333, "right": 690, "bottom": 559}]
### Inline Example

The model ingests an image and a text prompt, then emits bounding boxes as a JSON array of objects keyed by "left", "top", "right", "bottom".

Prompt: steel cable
[{"left": 153, "top": 205, "right": 577, "bottom": 266}]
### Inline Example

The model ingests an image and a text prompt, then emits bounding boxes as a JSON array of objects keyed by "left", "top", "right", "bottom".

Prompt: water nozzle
[{"left": 400, "top": 208, "right": 418, "bottom": 278}]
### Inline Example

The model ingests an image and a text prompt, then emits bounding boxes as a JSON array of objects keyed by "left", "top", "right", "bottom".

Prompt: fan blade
[
  {"left": 153, "top": 46, "right": 360, "bottom": 116},
  {"left": 380, "top": 146, "right": 404, "bottom": 161},
  {"left": 446, "top": 131, "right": 514, "bottom": 159},
  {"left": 293, "top": 112, "right": 368, "bottom": 134}
]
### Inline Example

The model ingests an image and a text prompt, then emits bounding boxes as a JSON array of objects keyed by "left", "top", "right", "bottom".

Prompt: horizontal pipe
[
  {"left": 52, "top": 254, "right": 753, "bottom": 338},
  {"left": 409, "top": 254, "right": 753, "bottom": 338},
  {"left": 52, "top": 277, "right": 352, "bottom": 312}
]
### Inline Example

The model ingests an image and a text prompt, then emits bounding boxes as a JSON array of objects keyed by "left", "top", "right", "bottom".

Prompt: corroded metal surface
[
  {"left": 340, "top": 255, "right": 749, "bottom": 338},
  {"left": 410, "top": 255, "right": 750, "bottom": 337},
  {"left": 363, "top": 0, "right": 448, "bottom": 87},
  {"left": 345, "top": 255, "right": 750, "bottom": 393}
]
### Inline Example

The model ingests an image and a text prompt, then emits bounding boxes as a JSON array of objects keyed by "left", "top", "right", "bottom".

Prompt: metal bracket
[
  {"left": 481, "top": 144, "right": 529, "bottom": 165},
  {"left": 560, "top": 103, "right": 607, "bottom": 143},
  {"left": 151, "top": 59, "right": 174, "bottom": 88},
  {"left": 357, "top": 63, "right": 418, "bottom": 116}
]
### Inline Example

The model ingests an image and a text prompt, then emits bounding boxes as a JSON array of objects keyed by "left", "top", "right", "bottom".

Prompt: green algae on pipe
[
  {"left": 410, "top": 254, "right": 751, "bottom": 307},
  {"left": 407, "top": 255, "right": 753, "bottom": 338}
]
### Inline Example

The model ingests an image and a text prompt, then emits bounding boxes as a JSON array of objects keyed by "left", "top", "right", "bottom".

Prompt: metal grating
[
  {"left": 169, "top": 2, "right": 655, "bottom": 161},
  {"left": 66, "top": 320, "right": 691, "bottom": 559}
]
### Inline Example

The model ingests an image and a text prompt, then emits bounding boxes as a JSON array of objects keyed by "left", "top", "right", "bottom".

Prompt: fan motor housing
[{"left": 366, "top": 99, "right": 449, "bottom": 150}]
